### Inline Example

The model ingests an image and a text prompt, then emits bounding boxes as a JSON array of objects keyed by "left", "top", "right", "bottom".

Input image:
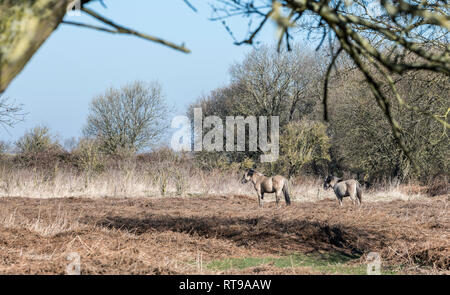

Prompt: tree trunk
[{"left": 0, "top": 0, "right": 72, "bottom": 93}]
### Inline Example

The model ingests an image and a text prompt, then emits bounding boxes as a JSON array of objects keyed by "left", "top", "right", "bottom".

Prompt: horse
[
  {"left": 241, "top": 169, "right": 291, "bottom": 207},
  {"left": 323, "top": 175, "right": 362, "bottom": 206}
]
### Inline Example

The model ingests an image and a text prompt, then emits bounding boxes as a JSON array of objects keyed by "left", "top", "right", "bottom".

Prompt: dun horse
[
  {"left": 241, "top": 169, "right": 291, "bottom": 207},
  {"left": 323, "top": 176, "right": 362, "bottom": 206}
]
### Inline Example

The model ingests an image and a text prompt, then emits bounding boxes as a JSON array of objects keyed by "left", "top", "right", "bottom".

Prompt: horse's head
[
  {"left": 323, "top": 175, "right": 340, "bottom": 190},
  {"left": 241, "top": 169, "right": 254, "bottom": 184}
]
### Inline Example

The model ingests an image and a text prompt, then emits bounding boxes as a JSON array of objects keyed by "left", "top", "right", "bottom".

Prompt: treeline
[
  {"left": 188, "top": 45, "right": 449, "bottom": 185},
  {"left": 1, "top": 45, "right": 448, "bottom": 189}
]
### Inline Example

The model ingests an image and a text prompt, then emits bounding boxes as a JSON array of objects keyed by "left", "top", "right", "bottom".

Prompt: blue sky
[{"left": 1, "top": 1, "right": 280, "bottom": 145}]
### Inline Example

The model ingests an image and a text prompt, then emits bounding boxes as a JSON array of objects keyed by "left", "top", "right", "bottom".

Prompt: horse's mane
[{"left": 327, "top": 175, "right": 343, "bottom": 183}]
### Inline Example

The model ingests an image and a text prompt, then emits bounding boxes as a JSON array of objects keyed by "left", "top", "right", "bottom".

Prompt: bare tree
[
  {"left": 188, "top": 45, "right": 325, "bottom": 166},
  {"left": 229, "top": 44, "right": 324, "bottom": 125},
  {"left": 0, "top": 96, "right": 25, "bottom": 129},
  {"left": 328, "top": 54, "right": 449, "bottom": 181},
  {"left": 83, "top": 81, "right": 168, "bottom": 154},
  {"left": 189, "top": 45, "right": 323, "bottom": 122}
]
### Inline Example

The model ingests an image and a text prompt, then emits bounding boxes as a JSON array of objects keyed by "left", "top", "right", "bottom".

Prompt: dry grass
[
  {"left": 0, "top": 158, "right": 447, "bottom": 274},
  {"left": 0, "top": 194, "right": 448, "bottom": 274},
  {"left": 0, "top": 166, "right": 248, "bottom": 199},
  {"left": 0, "top": 166, "right": 433, "bottom": 202}
]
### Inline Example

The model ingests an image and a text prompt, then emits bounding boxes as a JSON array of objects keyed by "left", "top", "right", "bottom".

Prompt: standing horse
[
  {"left": 241, "top": 169, "right": 291, "bottom": 207},
  {"left": 323, "top": 175, "right": 362, "bottom": 206}
]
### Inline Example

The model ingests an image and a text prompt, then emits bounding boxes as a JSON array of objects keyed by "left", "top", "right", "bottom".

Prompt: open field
[{"left": 0, "top": 193, "right": 448, "bottom": 274}]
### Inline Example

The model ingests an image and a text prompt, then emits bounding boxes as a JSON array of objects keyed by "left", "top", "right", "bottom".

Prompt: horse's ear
[{"left": 247, "top": 169, "right": 254, "bottom": 176}]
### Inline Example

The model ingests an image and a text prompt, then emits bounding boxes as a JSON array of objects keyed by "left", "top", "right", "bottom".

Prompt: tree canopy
[
  {"left": 209, "top": 0, "right": 449, "bottom": 166},
  {"left": 83, "top": 81, "right": 168, "bottom": 154}
]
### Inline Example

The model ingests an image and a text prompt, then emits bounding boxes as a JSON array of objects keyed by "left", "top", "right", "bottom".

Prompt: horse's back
[
  {"left": 272, "top": 175, "right": 285, "bottom": 183},
  {"left": 273, "top": 174, "right": 286, "bottom": 184},
  {"left": 345, "top": 179, "right": 360, "bottom": 191},
  {"left": 260, "top": 175, "right": 285, "bottom": 192},
  {"left": 336, "top": 179, "right": 359, "bottom": 197}
]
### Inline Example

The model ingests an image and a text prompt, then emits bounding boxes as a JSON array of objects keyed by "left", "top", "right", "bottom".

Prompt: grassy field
[{"left": 0, "top": 193, "right": 448, "bottom": 274}]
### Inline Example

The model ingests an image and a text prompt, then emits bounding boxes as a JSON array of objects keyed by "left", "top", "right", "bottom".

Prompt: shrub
[
  {"left": 426, "top": 175, "right": 449, "bottom": 197},
  {"left": 16, "top": 126, "right": 60, "bottom": 154},
  {"left": 0, "top": 141, "right": 9, "bottom": 155},
  {"left": 74, "top": 138, "right": 105, "bottom": 174},
  {"left": 73, "top": 139, "right": 105, "bottom": 187},
  {"left": 172, "top": 168, "right": 189, "bottom": 196},
  {"left": 276, "top": 120, "right": 330, "bottom": 177}
]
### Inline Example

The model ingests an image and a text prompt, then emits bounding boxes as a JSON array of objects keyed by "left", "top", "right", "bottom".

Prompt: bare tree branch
[
  {"left": 0, "top": 96, "right": 26, "bottom": 130},
  {"left": 209, "top": 0, "right": 450, "bottom": 168},
  {"left": 323, "top": 46, "right": 342, "bottom": 121},
  {"left": 79, "top": 7, "right": 191, "bottom": 53}
]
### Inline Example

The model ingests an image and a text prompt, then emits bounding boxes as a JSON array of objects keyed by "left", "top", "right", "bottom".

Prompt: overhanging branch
[{"left": 71, "top": 7, "right": 191, "bottom": 53}]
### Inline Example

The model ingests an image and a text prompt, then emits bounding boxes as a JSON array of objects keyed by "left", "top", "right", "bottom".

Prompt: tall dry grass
[
  {"left": 0, "top": 161, "right": 431, "bottom": 202},
  {"left": 1, "top": 145, "right": 445, "bottom": 201}
]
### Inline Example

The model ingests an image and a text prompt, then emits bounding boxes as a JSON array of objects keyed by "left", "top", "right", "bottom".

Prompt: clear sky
[{"left": 1, "top": 1, "right": 281, "bottom": 145}]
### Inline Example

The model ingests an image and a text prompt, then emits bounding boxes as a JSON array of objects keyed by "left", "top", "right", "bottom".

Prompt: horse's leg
[
  {"left": 349, "top": 194, "right": 355, "bottom": 205},
  {"left": 355, "top": 188, "right": 362, "bottom": 205},
  {"left": 338, "top": 196, "right": 343, "bottom": 206},
  {"left": 349, "top": 188, "right": 356, "bottom": 206},
  {"left": 275, "top": 190, "right": 282, "bottom": 207},
  {"left": 258, "top": 191, "right": 264, "bottom": 207}
]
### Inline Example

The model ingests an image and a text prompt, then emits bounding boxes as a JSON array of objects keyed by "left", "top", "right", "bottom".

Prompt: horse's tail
[
  {"left": 283, "top": 180, "right": 291, "bottom": 205},
  {"left": 356, "top": 183, "right": 362, "bottom": 204}
]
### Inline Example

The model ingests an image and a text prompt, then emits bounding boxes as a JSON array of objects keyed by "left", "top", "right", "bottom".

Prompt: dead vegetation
[{"left": 0, "top": 194, "right": 448, "bottom": 274}]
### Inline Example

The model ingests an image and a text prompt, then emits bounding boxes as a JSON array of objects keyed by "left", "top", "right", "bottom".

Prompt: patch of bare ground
[{"left": 0, "top": 195, "right": 448, "bottom": 274}]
